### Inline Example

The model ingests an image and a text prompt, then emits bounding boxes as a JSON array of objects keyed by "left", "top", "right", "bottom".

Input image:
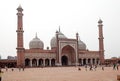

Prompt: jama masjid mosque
[{"left": 16, "top": 5, "right": 105, "bottom": 67}]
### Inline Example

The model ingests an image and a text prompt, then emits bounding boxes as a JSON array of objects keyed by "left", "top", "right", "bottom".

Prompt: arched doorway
[
  {"left": 51, "top": 59, "right": 55, "bottom": 66},
  {"left": 96, "top": 58, "right": 99, "bottom": 64},
  {"left": 45, "top": 59, "right": 49, "bottom": 66},
  {"left": 93, "top": 58, "right": 95, "bottom": 64},
  {"left": 61, "top": 56, "right": 68, "bottom": 66},
  {"left": 83, "top": 58, "right": 86, "bottom": 65},
  {"left": 88, "top": 58, "right": 91, "bottom": 64},
  {"left": 39, "top": 59, "right": 43, "bottom": 66},
  {"left": 78, "top": 59, "right": 82, "bottom": 66},
  {"left": 25, "top": 58, "right": 30, "bottom": 66},
  {"left": 32, "top": 59, "right": 37, "bottom": 67}
]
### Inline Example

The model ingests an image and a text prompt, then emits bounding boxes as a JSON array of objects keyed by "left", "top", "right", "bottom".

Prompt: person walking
[
  {"left": 116, "top": 64, "right": 119, "bottom": 70},
  {"left": 89, "top": 65, "right": 93, "bottom": 71},
  {"left": 78, "top": 67, "right": 81, "bottom": 71},
  {"left": 102, "top": 65, "right": 104, "bottom": 71},
  {"left": 85, "top": 65, "right": 87, "bottom": 71},
  {"left": 94, "top": 65, "right": 97, "bottom": 71},
  {"left": 0, "top": 69, "right": 4, "bottom": 81},
  {"left": 113, "top": 63, "right": 116, "bottom": 70}
]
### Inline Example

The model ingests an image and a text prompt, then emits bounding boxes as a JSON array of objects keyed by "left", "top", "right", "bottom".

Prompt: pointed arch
[
  {"left": 39, "top": 59, "right": 43, "bottom": 66},
  {"left": 51, "top": 59, "right": 55, "bottom": 66},
  {"left": 25, "top": 58, "right": 30, "bottom": 66},
  {"left": 61, "top": 55, "right": 68, "bottom": 66},
  {"left": 45, "top": 59, "right": 49, "bottom": 66},
  {"left": 61, "top": 45, "right": 76, "bottom": 65},
  {"left": 32, "top": 58, "right": 37, "bottom": 67}
]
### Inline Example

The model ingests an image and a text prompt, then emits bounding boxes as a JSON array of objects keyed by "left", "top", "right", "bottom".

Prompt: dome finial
[
  {"left": 59, "top": 25, "right": 61, "bottom": 32},
  {"left": 35, "top": 32, "right": 38, "bottom": 38},
  {"left": 18, "top": 4, "right": 22, "bottom": 8}
]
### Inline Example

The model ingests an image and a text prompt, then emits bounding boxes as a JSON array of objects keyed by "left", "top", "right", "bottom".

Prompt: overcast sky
[{"left": 0, "top": 0, "right": 120, "bottom": 59}]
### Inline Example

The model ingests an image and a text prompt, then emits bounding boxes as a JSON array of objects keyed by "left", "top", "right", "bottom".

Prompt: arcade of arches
[
  {"left": 25, "top": 58, "right": 55, "bottom": 67},
  {"left": 24, "top": 45, "right": 100, "bottom": 67},
  {"left": 25, "top": 57, "right": 100, "bottom": 67}
]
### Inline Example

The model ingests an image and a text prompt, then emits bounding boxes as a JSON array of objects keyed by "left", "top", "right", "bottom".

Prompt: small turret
[
  {"left": 17, "top": 5, "right": 23, "bottom": 12},
  {"left": 98, "top": 19, "right": 103, "bottom": 24}
]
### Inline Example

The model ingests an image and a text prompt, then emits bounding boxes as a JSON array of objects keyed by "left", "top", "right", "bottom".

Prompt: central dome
[
  {"left": 50, "top": 31, "right": 67, "bottom": 48},
  {"left": 29, "top": 35, "right": 44, "bottom": 49}
]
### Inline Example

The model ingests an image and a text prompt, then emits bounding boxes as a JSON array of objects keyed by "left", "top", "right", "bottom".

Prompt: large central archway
[
  {"left": 61, "top": 55, "right": 68, "bottom": 66},
  {"left": 61, "top": 45, "right": 76, "bottom": 66}
]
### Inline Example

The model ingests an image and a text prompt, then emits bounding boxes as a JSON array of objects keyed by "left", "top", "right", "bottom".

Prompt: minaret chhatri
[
  {"left": 98, "top": 19, "right": 104, "bottom": 64},
  {"left": 16, "top": 5, "right": 24, "bottom": 67}
]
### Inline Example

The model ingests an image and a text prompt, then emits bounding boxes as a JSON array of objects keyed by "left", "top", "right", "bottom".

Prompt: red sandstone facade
[{"left": 16, "top": 6, "right": 104, "bottom": 67}]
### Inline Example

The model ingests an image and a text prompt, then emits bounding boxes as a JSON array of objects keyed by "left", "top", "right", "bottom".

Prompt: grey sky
[{"left": 0, "top": 0, "right": 120, "bottom": 59}]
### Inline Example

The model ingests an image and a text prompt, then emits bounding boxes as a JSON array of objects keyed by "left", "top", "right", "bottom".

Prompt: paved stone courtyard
[{"left": 2, "top": 66, "right": 120, "bottom": 81}]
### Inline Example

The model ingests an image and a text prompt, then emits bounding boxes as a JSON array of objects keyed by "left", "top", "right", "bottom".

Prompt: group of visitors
[
  {"left": 0, "top": 63, "right": 119, "bottom": 81},
  {"left": 78, "top": 63, "right": 119, "bottom": 71},
  {"left": 113, "top": 63, "right": 119, "bottom": 70},
  {"left": 0, "top": 68, "right": 3, "bottom": 81},
  {"left": 5, "top": 66, "right": 25, "bottom": 72},
  {"left": 0, "top": 66, "right": 25, "bottom": 81},
  {"left": 84, "top": 64, "right": 102, "bottom": 71},
  {"left": 78, "top": 64, "right": 99, "bottom": 71}
]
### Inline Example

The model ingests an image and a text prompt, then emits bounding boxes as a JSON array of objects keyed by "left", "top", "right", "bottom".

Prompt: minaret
[
  {"left": 56, "top": 30, "right": 60, "bottom": 66},
  {"left": 98, "top": 19, "right": 104, "bottom": 64},
  {"left": 76, "top": 32, "right": 79, "bottom": 66},
  {"left": 16, "top": 5, "right": 24, "bottom": 67}
]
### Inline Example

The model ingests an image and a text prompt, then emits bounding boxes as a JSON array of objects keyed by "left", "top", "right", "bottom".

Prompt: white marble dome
[
  {"left": 29, "top": 35, "right": 44, "bottom": 49},
  {"left": 50, "top": 31, "right": 67, "bottom": 48},
  {"left": 78, "top": 40, "right": 86, "bottom": 50}
]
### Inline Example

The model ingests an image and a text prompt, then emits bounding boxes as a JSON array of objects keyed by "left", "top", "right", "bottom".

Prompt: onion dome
[
  {"left": 50, "top": 30, "right": 67, "bottom": 48},
  {"left": 78, "top": 39, "right": 86, "bottom": 50},
  {"left": 29, "top": 34, "right": 44, "bottom": 49}
]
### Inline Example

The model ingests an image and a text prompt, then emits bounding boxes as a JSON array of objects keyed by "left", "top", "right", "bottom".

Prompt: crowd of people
[
  {"left": 0, "top": 63, "right": 119, "bottom": 81},
  {"left": 0, "top": 66, "right": 25, "bottom": 81},
  {"left": 78, "top": 63, "right": 119, "bottom": 71}
]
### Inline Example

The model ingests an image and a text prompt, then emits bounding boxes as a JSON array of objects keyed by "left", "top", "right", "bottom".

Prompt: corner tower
[
  {"left": 16, "top": 5, "right": 24, "bottom": 66},
  {"left": 98, "top": 19, "right": 104, "bottom": 64}
]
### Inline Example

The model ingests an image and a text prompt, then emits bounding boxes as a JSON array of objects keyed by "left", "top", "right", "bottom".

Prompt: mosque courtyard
[{"left": 2, "top": 66, "right": 120, "bottom": 81}]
